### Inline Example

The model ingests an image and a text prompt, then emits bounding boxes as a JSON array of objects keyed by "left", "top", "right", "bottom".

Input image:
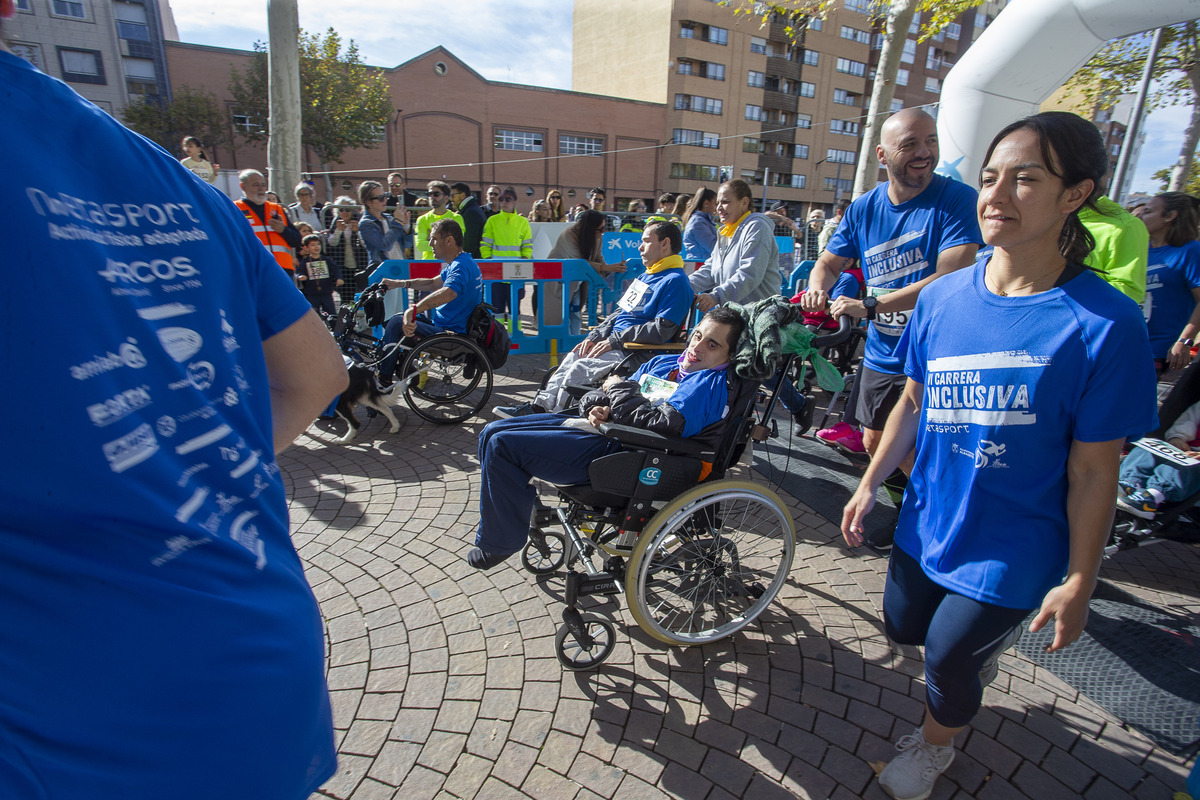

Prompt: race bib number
[
  {"left": 618, "top": 279, "right": 650, "bottom": 313},
  {"left": 307, "top": 260, "right": 331, "bottom": 280},
  {"left": 639, "top": 374, "right": 678, "bottom": 404},
  {"left": 868, "top": 286, "right": 909, "bottom": 337},
  {"left": 1131, "top": 438, "right": 1200, "bottom": 467}
]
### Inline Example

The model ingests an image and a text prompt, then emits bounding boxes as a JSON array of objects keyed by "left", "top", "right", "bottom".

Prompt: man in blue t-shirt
[
  {"left": 1, "top": 28, "right": 347, "bottom": 799},
  {"left": 379, "top": 218, "right": 484, "bottom": 377},
  {"left": 495, "top": 221, "right": 695, "bottom": 416},
  {"left": 800, "top": 109, "right": 982, "bottom": 544}
]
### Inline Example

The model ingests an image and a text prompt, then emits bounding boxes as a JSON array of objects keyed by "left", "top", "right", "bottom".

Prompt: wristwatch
[
  {"left": 862, "top": 295, "right": 878, "bottom": 321},
  {"left": 1179, "top": 337, "right": 1194, "bottom": 346}
]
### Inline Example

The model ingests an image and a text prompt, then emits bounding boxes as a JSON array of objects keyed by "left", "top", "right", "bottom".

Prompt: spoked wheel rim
[
  {"left": 554, "top": 615, "right": 616, "bottom": 670},
  {"left": 626, "top": 480, "right": 794, "bottom": 645},
  {"left": 400, "top": 334, "right": 492, "bottom": 423},
  {"left": 522, "top": 530, "right": 567, "bottom": 575}
]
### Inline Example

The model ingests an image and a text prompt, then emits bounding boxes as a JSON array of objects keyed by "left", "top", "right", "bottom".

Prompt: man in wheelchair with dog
[
  {"left": 494, "top": 220, "right": 695, "bottom": 418},
  {"left": 467, "top": 305, "right": 745, "bottom": 569},
  {"left": 376, "top": 218, "right": 483, "bottom": 383}
]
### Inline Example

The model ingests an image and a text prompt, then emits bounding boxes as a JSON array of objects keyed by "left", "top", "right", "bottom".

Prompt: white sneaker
[{"left": 878, "top": 728, "right": 955, "bottom": 800}]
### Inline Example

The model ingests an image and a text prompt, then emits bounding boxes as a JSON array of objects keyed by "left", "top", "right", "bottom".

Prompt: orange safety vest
[{"left": 235, "top": 199, "right": 295, "bottom": 272}]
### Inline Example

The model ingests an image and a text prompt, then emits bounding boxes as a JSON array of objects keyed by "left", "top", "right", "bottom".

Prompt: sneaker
[
  {"left": 878, "top": 728, "right": 955, "bottom": 800},
  {"left": 864, "top": 523, "right": 894, "bottom": 554},
  {"left": 978, "top": 625, "right": 1023, "bottom": 690},
  {"left": 815, "top": 421, "right": 854, "bottom": 444},
  {"left": 1117, "top": 481, "right": 1140, "bottom": 499},
  {"left": 1117, "top": 488, "right": 1160, "bottom": 520},
  {"left": 493, "top": 402, "right": 546, "bottom": 419},
  {"left": 833, "top": 427, "right": 865, "bottom": 454}
]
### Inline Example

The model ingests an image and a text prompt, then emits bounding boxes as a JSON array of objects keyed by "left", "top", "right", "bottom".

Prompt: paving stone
[
  {"left": 567, "top": 752, "right": 625, "bottom": 798},
  {"left": 1039, "top": 745, "right": 1096, "bottom": 793},
  {"left": 819, "top": 745, "right": 873, "bottom": 795},
  {"left": 965, "top": 732, "right": 1022, "bottom": 780},
  {"left": 1011, "top": 760, "right": 1079, "bottom": 799},
  {"left": 1071, "top": 735, "right": 1145, "bottom": 790}
]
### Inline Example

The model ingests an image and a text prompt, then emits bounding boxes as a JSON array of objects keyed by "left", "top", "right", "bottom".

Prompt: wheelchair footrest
[{"left": 564, "top": 570, "right": 622, "bottom": 606}]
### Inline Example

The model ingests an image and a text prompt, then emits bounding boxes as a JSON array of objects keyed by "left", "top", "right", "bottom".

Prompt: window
[
  {"left": 840, "top": 26, "right": 870, "bottom": 44},
  {"left": 114, "top": 2, "right": 149, "bottom": 40},
  {"left": 794, "top": 144, "right": 809, "bottom": 159},
  {"left": 750, "top": 36, "right": 767, "bottom": 55},
  {"left": 796, "top": 114, "right": 812, "bottom": 129},
  {"left": 976, "top": 11, "right": 990, "bottom": 30},
  {"left": 827, "top": 149, "right": 856, "bottom": 165},
  {"left": 680, "top": 21, "right": 727, "bottom": 45},
  {"left": 872, "top": 33, "right": 884, "bottom": 50},
  {"left": 674, "top": 93, "right": 722, "bottom": 115},
  {"left": 678, "top": 59, "right": 725, "bottom": 81},
  {"left": 560, "top": 134, "right": 603, "bottom": 156},
  {"left": 495, "top": 129, "right": 543, "bottom": 152},
  {"left": 924, "top": 76, "right": 941, "bottom": 94},
  {"left": 10, "top": 42, "right": 43, "bottom": 70},
  {"left": 58, "top": 47, "right": 104, "bottom": 84},
  {"left": 807, "top": 17, "right": 821, "bottom": 31},
  {"left": 909, "top": 12, "right": 921, "bottom": 35},
  {"left": 673, "top": 129, "right": 719, "bottom": 149},
  {"left": 825, "top": 177, "right": 853, "bottom": 194},
  {"left": 896, "top": 68, "right": 909, "bottom": 86},
  {"left": 833, "top": 89, "right": 859, "bottom": 106},
  {"left": 748, "top": 70, "right": 765, "bottom": 88},
  {"left": 14, "top": 0, "right": 32, "bottom": 10},
  {"left": 52, "top": 0, "right": 87, "bottom": 18},
  {"left": 926, "top": 49, "right": 942, "bottom": 71},
  {"left": 836, "top": 58, "right": 866, "bottom": 77},
  {"left": 232, "top": 113, "right": 262, "bottom": 135},
  {"left": 946, "top": 22, "right": 961, "bottom": 40},
  {"left": 901, "top": 39, "right": 916, "bottom": 64},
  {"left": 890, "top": 98, "right": 904, "bottom": 113},
  {"left": 707, "top": 25, "right": 728, "bottom": 45},
  {"left": 1111, "top": 144, "right": 1121, "bottom": 156},
  {"left": 799, "top": 82, "right": 815, "bottom": 98},
  {"left": 740, "top": 169, "right": 763, "bottom": 185},
  {"left": 802, "top": 50, "right": 819, "bottom": 66},
  {"left": 122, "top": 57, "right": 155, "bottom": 79},
  {"left": 791, "top": 175, "right": 807, "bottom": 189},
  {"left": 743, "top": 137, "right": 761, "bottom": 154},
  {"left": 845, "top": 0, "right": 872, "bottom": 12},
  {"left": 680, "top": 22, "right": 695, "bottom": 39},
  {"left": 765, "top": 76, "right": 782, "bottom": 93},
  {"left": 830, "top": 120, "right": 860, "bottom": 136},
  {"left": 368, "top": 124, "right": 386, "bottom": 143},
  {"left": 670, "top": 163, "right": 720, "bottom": 182},
  {"left": 745, "top": 105, "right": 763, "bottom": 121}
]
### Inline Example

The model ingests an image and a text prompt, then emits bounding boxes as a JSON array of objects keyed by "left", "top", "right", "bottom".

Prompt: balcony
[
  {"left": 766, "top": 55, "right": 800, "bottom": 81},
  {"left": 763, "top": 89, "right": 797, "bottom": 111},
  {"left": 756, "top": 152, "right": 793, "bottom": 176},
  {"left": 760, "top": 122, "right": 795, "bottom": 143}
]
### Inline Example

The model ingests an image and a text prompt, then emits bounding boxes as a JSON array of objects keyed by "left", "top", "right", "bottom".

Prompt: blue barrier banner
[
  {"left": 368, "top": 259, "right": 607, "bottom": 355},
  {"left": 602, "top": 232, "right": 642, "bottom": 264}
]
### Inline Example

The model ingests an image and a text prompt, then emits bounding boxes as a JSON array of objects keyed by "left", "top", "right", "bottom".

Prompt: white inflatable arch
[{"left": 936, "top": 0, "right": 1200, "bottom": 184}]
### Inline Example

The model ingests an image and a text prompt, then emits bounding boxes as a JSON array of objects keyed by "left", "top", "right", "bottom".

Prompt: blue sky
[{"left": 171, "top": 2, "right": 1188, "bottom": 195}]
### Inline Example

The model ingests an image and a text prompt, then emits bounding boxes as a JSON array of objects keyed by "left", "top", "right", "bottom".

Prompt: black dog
[{"left": 332, "top": 361, "right": 400, "bottom": 443}]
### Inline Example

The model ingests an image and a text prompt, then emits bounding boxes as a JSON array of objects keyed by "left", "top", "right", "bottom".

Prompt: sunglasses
[{"left": 368, "top": 195, "right": 384, "bottom": 202}]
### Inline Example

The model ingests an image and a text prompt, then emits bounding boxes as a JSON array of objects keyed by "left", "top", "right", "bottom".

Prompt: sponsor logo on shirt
[
  {"left": 101, "top": 422, "right": 159, "bottom": 473},
  {"left": 70, "top": 339, "right": 147, "bottom": 380},
  {"left": 86, "top": 385, "right": 152, "bottom": 427},
  {"left": 156, "top": 327, "right": 204, "bottom": 362},
  {"left": 97, "top": 256, "right": 198, "bottom": 284},
  {"left": 924, "top": 351, "right": 1046, "bottom": 428}
]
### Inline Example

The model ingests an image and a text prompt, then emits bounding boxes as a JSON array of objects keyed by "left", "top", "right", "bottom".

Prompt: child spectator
[
  {"left": 1118, "top": 399, "right": 1200, "bottom": 518},
  {"left": 295, "top": 234, "right": 342, "bottom": 316}
]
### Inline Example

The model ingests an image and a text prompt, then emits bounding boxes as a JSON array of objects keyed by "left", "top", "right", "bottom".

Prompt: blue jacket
[{"left": 359, "top": 212, "right": 412, "bottom": 269}]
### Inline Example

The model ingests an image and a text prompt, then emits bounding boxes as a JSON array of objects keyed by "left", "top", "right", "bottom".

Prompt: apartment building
[
  {"left": 5, "top": 0, "right": 176, "bottom": 117},
  {"left": 574, "top": 0, "right": 1005, "bottom": 214}
]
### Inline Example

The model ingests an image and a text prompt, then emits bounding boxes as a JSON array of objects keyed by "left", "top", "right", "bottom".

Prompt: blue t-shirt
[
  {"left": 609, "top": 267, "right": 693, "bottom": 335},
  {"left": 631, "top": 354, "right": 730, "bottom": 438},
  {"left": 1144, "top": 241, "right": 1200, "bottom": 358},
  {"left": 429, "top": 251, "right": 484, "bottom": 333},
  {"left": 1, "top": 52, "right": 335, "bottom": 798},
  {"left": 898, "top": 260, "right": 1157, "bottom": 609},
  {"left": 826, "top": 174, "right": 982, "bottom": 374}
]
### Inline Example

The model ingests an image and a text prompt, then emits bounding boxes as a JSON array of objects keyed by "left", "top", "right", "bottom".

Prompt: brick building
[{"left": 164, "top": 41, "right": 666, "bottom": 207}]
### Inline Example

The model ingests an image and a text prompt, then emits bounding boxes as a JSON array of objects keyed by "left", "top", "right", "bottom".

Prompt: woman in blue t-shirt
[
  {"left": 1139, "top": 191, "right": 1200, "bottom": 373},
  {"left": 841, "top": 112, "right": 1158, "bottom": 800}
]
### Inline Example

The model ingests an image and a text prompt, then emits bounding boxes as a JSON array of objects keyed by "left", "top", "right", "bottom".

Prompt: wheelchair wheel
[
  {"left": 522, "top": 530, "right": 566, "bottom": 575},
  {"left": 625, "top": 480, "right": 795, "bottom": 646},
  {"left": 554, "top": 614, "right": 616, "bottom": 670},
  {"left": 399, "top": 333, "right": 493, "bottom": 424}
]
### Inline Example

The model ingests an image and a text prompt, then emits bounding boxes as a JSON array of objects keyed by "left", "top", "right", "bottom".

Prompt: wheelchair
[
  {"left": 521, "top": 316, "right": 854, "bottom": 670},
  {"left": 326, "top": 283, "right": 493, "bottom": 424}
]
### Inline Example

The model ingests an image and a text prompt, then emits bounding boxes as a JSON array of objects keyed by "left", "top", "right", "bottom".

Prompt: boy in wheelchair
[
  {"left": 494, "top": 220, "right": 694, "bottom": 418},
  {"left": 376, "top": 219, "right": 483, "bottom": 381},
  {"left": 468, "top": 306, "right": 745, "bottom": 569}
]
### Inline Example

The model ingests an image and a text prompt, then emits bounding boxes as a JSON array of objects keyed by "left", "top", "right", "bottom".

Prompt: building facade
[{"left": 6, "top": 0, "right": 176, "bottom": 117}]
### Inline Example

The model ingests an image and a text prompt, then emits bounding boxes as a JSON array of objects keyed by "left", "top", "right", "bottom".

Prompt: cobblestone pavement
[{"left": 288, "top": 354, "right": 1200, "bottom": 800}]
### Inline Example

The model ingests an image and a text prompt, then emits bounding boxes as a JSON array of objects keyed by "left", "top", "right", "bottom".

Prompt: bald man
[{"left": 801, "top": 109, "right": 983, "bottom": 550}]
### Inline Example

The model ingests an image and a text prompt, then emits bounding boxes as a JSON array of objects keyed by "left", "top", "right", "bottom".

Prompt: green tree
[
  {"left": 1152, "top": 153, "right": 1200, "bottom": 196},
  {"left": 228, "top": 28, "right": 393, "bottom": 193},
  {"left": 122, "top": 85, "right": 230, "bottom": 162},
  {"left": 1066, "top": 22, "right": 1200, "bottom": 192},
  {"left": 730, "top": 1, "right": 988, "bottom": 198}
]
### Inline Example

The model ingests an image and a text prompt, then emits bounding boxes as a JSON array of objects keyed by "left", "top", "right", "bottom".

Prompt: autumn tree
[
  {"left": 228, "top": 28, "right": 393, "bottom": 196},
  {"left": 122, "top": 86, "right": 230, "bottom": 161},
  {"left": 1066, "top": 22, "right": 1200, "bottom": 192}
]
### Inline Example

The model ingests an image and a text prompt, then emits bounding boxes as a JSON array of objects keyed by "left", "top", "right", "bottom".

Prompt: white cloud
[{"left": 170, "top": 1, "right": 573, "bottom": 90}]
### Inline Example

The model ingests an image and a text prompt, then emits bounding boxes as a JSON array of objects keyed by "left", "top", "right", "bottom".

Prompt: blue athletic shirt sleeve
[{"left": 631, "top": 355, "right": 730, "bottom": 437}]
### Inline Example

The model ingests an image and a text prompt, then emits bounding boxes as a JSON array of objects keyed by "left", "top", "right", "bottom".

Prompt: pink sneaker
[
  {"left": 833, "top": 428, "right": 865, "bottom": 454},
  {"left": 816, "top": 421, "right": 853, "bottom": 444}
]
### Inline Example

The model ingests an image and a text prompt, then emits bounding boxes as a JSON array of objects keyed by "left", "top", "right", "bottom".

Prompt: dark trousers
[{"left": 475, "top": 414, "right": 621, "bottom": 554}]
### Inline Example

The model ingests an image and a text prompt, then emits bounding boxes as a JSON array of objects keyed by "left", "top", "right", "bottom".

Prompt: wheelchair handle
[{"left": 809, "top": 314, "right": 855, "bottom": 350}]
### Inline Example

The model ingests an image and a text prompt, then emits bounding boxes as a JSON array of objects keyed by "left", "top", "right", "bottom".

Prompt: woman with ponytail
[
  {"left": 842, "top": 111, "right": 1158, "bottom": 800},
  {"left": 1140, "top": 191, "right": 1200, "bottom": 373}
]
